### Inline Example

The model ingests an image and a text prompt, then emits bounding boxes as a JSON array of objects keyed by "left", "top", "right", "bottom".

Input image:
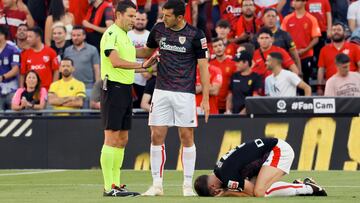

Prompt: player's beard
[
  {"left": 62, "top": 70, "right": 71, "bottom": 78},
  {"left": 135, "top": 26, "right": 146, "bottom": 31}
]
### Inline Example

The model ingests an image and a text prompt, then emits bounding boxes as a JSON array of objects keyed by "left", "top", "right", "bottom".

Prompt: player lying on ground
[{"left": 194, "top": 138, "right": 327, "bottom": 197}]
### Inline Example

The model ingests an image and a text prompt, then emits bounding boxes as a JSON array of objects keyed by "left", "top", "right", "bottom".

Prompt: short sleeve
[
  {"left": 310, "top": 15, "right": 321, "bottom": 38},
  {"left": 51, "top": 49, "right": 59, "bottom": 71},
  {"left": 288, "top": 71, "right": 301, "bottom": 86},
  {"left": 104, "top": 7, "right": 114, "bottom": 21},
  {"left": 192, "top": 29, "right": 208, "bottom": 59},
  {"left": 10, "top": 48, "right": 20, "bottom": 67},
  {"left": 280, "top": 48, "right": 295, "bottom": 68},
  {"left": 103, "top": 29, "right": 117, "bottom": 52},
  {"left": 284, "top": 31, "right": 296, "bottom": 50},
  {"left": 76, "top": 82, "right": 86, "bottom": 98},
  {"left": 48, "top": 82, "right": 57, "bottom": 94},
  {"left": 146, "top": 25, "right": 159, "bottom": 49},
  {"left": 347, "top": 3, "right": 356, "bottom": 20},
  {"left": 40, "top": 88, "right": 48, "bottom": 102},
  {"left": 324, "top": 0, "right": 331, "bottom": 13},
  {"left": 324, "top": 78, "right": 335, "bottom": 96},
  {"left": 12, "top": 88, "right": 24, "bottom": 105},
  {"left": 91, "top": 47, "right": 100, "bottom": 65}
]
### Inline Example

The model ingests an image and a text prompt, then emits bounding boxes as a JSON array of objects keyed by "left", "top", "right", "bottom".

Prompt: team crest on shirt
[
  {"left": 179, "top": 36, "right": 186, "bottom": 44},
  {"left": 248, "top": 79, "right": 252, "bottom": 86},
  {"left": 43, "top": 56, "right": 50, "bottom": 63},
  {"left": 343, "top": 49, "right": 350, "bottom": 55}
]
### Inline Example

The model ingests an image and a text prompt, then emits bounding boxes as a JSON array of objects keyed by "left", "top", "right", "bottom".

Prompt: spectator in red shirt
[
  {"left": 217, "top": 0, "right": 242, "bottom": 38},
  {"left": 83, "top": 0, "right": 114, "bottom": 52},
  {"left": 317, "top": 23, "right": 360, "bottom": 95},
  {"left": 196, "top": 65, "right": 223, "bottom": 115},
  {"left": 20, "top": 27, "right": 59, "bottom": 90},
  {"left": 234, "top": 0, "right": 262, "bottom": 44},
  {"left": 69, "top": 0, "right": 89, "bottom": 26},
  {"left": 252, "top": 27, "right": 299, "bottom": 81},
  {"left": 0, "top": 0, "right": 34, "bottom": 41},
  {"left": 281, "top": 0, "right": 321, "bottom": 85},
  {"left": 209, "top": 38, "right": 236, "bottom": 113}
]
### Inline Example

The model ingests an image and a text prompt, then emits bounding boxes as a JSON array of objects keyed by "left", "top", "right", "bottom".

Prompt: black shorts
[{"left": 101, "top": 80, "right": 132, "bottom": 131}]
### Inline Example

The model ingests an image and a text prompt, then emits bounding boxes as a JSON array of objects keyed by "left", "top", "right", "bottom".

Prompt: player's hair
[
  {"left": 194, "top": 175, "right": 211, "bottom": 197},
  {"left": 72, "top": 25, "right": 86, "bottom": 35},
  {"left": 0, "top": 25, "right": 9, "bottom": 38},
  {"left": 18, "top": 23, "right": 28, "bottom": 29},
  {"left": 257, "top": 27, "right": 273, "bottom": 37},
  {"left": 335, "top": 53, "right": 350, "bottom": 65},
  {"left": 28, "top": 26, "right": 44, "bottom": 38},
  {"left": 268, "top": 52, "right": 283, "bottom": 64},
  {"left": 62, "top": 57, "right": 74, "bottom": 66},
  {"left": 116, "top": 0, "right": 137, "bottom": 14},
  {"left": 216, "top": 19, "right": 231, "bottom": 29},
  {"left": 241, "top": 0, "right": 254, "bottom": 6},
  {"left": 163, "top": 0, "right": 186, "bottom": 17},
  {"left": 212, "top": 37, "right": 224, "bottom": 44}
]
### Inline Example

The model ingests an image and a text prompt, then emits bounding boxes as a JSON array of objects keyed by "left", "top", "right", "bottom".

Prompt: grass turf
[{"left": 0, "top": 170, "right": 359, "bottom": 203}]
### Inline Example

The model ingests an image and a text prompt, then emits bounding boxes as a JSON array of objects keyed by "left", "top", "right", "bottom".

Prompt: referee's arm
[{"left": 105, "top": 49, "right": 143, "bottom": 69}]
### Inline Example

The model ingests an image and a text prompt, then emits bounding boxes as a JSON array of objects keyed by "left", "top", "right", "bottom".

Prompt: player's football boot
[
  {"left": 103, "top": 184, "right": 140, "bottom": 197},
  {"left": 303, "top": 177, "right": 328, "bottom": 196},
  {"left": 183, "top": 185, "right": 196, "bottom": 196},
  {"left": 142, "top": 185, "right": 164, "bottom": 196}
]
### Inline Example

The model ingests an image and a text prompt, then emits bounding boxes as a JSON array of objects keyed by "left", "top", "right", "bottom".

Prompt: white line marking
[
  {"left": 0, "top": 119, "right": 21, "bottom": 137},
  {"left": 0, "top": 119, "right": 8, "bottom": 128},
  {"left": 13, "top": 119, "right": 32, "bottom": 137},
  {"left": 0, "top": 170, "right": 66, "bottom": 176}
]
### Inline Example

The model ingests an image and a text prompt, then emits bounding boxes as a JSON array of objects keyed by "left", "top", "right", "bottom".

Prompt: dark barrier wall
[{"left": 0, "top": 116, "right": 359, "bottom": 170}]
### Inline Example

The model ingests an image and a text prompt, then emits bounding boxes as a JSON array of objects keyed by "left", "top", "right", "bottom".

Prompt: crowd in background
[{"left": 0, "top": 0, "right": 359, "bottom": 115}]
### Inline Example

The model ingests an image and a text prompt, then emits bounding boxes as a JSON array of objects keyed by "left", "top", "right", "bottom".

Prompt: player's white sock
[
  {"left": 265, "top": 181, "right": 314, "bottom": 197},
  {"left": 182, "top": 145, "right": 196, "bottom": 186},
  {"left": 150, "top": 144, "right": 166, "bottom": 187}
]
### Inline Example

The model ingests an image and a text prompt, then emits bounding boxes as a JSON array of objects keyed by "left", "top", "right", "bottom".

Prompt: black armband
[{"left": 104, "top": 49, "right": 114, "bottom": 57}]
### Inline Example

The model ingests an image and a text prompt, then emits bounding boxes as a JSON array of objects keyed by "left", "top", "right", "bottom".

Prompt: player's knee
[{"left": 254, "top": 188, "right": 266, "bottom": 197}]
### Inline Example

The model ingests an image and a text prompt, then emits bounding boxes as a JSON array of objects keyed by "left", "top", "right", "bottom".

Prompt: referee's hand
[{"left": 200, "top": 99, "right": 210, "bottom": 123}]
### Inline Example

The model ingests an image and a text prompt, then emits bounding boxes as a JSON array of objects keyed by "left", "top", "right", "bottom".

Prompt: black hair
[
  {"left": 263, "top": 7, "right": 278, "bottom": 16},
  {"left": 116, "top": 0, "right": 137, "bottom": 13},
  {"left": 62, "top": 57, "right": 74, "bottom": 66},
  {"left": 332, "top": 22, "right": 346, "bottom": 32},
  {"left": 257, "top": 27, "right": 273, "bottom": 38},
  {"left": 72, "top": 25, "right": 86, "bottom": 35},
  {"left": 163, "top": 0, "right": 186, "bottom": 17},
  {"left": 216, "top": 19, "right": 231, "bottom": 29},
  {"left": 194, "top": 175, "right": 211, "bottom": 197},
  {"left": 28, "top": 26, "right": 44, "bottom": 38},
  {"left": 268, "top": 52, "right": 283, "bottom": 63},
  {"left": 49, "top": 0, "right": 66, "bottom": 22},
  {"left": 335, "top": 53, "right": 350, "bottom": 65},
  {"left": 212, "top": 37, "right": 224, "bottom": 44},
  {"left": 0, "top": 25, "right": 9, "bottom": 38}
]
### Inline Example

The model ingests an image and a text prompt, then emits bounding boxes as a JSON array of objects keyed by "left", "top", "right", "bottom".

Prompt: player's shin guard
[
  {"left": 100, "top": 145, "right": 115, "bottom": 192},
  {"left": 112, "top": 147, "right": 124, "bottom": 187},
  {"left": 182, "top": 145, "right": 196, "bottom": 187},
  {"left": 150, "top": 144, "right": 166, "bottom": 186},
  {"left": 265, "top": 181, "right": 313, "bottom": 197}
]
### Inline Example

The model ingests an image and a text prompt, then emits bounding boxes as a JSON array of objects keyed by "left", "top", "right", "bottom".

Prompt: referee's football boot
[
  {"left": 303, "top": 177, "right": 328, "bottom": 196},
  {"left": 103, "top": 184, "right": 140, "bottom": 197}
]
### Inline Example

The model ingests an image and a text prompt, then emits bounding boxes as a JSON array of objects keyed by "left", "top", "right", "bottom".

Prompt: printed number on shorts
[{"left": 254, "top": 139, "right": 264, "bottom": 148}]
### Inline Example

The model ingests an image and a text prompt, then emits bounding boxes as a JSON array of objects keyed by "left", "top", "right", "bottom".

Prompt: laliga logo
[{"left": 276, "top": 100, "right": 287, "bottom": 113}]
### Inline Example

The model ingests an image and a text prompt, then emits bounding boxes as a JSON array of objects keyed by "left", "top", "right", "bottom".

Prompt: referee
[{"left": 99, "top": 0, "right": 157, "bottom": 197}]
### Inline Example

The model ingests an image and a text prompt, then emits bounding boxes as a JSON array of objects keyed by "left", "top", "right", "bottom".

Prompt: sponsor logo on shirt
[
  {"left": 160, "top": 41, "right": 186, "bottom": 53},
  {"left": 227, "top": 180, "right": 241, "bottom": 190},
  {"left": 200, "top": 38, "right": 207, "bottom": 49},
  {"left": 30, "top": 64, "right": 46, "bottom": 70},
  {"left": 343, "top": 49, "right": 350, "bottom": 55},
  {"left": 225, "top": 5, "right": 241, "bottom": 16}
]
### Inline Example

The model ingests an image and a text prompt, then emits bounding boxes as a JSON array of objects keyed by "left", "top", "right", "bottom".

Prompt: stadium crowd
[{"left": 0, "top": 0, "right": 359, "bottom": 114}]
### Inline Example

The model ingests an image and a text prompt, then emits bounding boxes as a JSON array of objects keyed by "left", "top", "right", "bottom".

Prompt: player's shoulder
[
  {"left": 44, "top": 45, "right": 57, "bottom": 55},
  {"left": 151, "top": 22, "right": 166, "bottom": 31}
]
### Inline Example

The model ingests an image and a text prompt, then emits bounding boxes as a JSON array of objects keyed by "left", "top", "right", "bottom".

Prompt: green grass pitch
[{"left": 0, "top": 170, "right": 359, "bottom": 203}]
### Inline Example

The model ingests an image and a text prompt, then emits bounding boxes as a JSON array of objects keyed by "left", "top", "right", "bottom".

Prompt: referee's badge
[{"left": 179, "top": 36, "right": 186, "bottom": 44}]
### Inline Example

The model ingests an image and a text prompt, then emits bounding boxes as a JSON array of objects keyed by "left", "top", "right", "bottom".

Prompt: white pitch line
[
  {"left": 0, "top": 183, "right": 358, "bottom": 188},
  {"left": 0, "top": 170, "right": 66, "bottom": 176}
]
